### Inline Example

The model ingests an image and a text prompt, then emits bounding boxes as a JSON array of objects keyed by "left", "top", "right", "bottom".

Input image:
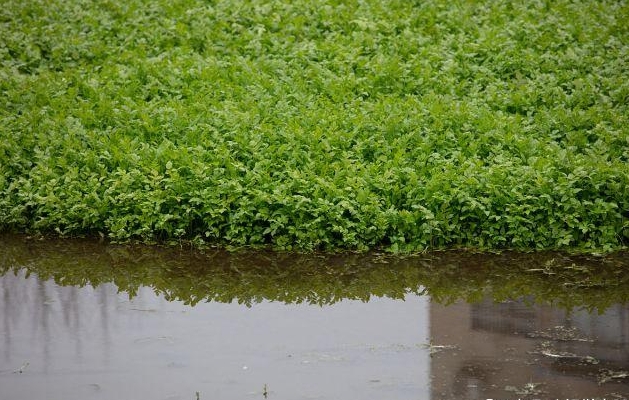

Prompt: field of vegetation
[{"left": 1, "top": 0, "right": 628, "bottom": 252}]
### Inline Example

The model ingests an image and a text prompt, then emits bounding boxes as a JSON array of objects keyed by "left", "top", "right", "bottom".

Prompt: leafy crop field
[{"left": 1, "top": 0, "right": 628, "bottom": 252}]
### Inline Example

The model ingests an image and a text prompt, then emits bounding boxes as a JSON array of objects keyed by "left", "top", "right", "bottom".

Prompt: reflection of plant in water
[{"left": 1, "top": 235, "right": 628, "bottom": 312}]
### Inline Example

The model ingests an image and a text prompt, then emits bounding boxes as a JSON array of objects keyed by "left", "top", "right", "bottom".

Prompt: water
[{"left": 1, "top": 235, "right": 628, "bottom": 400}]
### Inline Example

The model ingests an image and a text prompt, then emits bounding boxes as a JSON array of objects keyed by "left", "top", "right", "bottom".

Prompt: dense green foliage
[
  {"left": 2, "top": 236, "right": 628, "bottom": 311},
  {"left": 1, "top": 0, "right": 628, "bottom": 251}
]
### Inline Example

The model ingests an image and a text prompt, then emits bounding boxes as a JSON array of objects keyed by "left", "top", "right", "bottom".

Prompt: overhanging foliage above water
[
  {"left": 1, "top": 0, "right": 628, "bottom": 251},
  {"left": 1, "top": 236, "right": 628, "bottom": 312}
]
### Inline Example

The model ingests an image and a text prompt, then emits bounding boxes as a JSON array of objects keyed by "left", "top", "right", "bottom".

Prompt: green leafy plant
[{"left": 1, "top": 0, "right": 628, "bottom": 252}]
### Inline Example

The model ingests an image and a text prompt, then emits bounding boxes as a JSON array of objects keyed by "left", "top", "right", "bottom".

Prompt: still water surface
[{"left": 1, "top": 235, "right": 628, "bottom": 400}]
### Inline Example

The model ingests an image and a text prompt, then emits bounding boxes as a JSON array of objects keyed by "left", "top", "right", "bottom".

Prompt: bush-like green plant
[{"left": 1, "top": 0, "right": 628, "bottom": 252}]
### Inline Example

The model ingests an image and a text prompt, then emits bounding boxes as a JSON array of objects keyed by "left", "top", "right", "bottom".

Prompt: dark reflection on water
[
  {"left": 0, "top": 235, "right": 628, "bottom": 400},
  {"left": 432, "top": 298, "right": 629, "bottom": 399}
]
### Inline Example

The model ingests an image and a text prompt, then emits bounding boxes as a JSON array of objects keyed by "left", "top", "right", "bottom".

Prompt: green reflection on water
[{"left": 1, "top": 235, "right": 627, "bottom": 312}]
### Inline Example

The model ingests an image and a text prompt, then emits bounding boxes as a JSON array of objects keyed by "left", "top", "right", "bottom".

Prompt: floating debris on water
[
  {"left": 421, "top": 342, "right": 458, "bottom": 355},
  {"left": 13, "top": 362, "right": 29, "bottom": 374},
  {"left": 505, "top": 382, "right": 545, "bottom": 396},
  {"left": 598, "top": 369, "right": 629, "bottom": 385},
  {"left": 526, "top": 325, "right": 594, "bottom": 342}
]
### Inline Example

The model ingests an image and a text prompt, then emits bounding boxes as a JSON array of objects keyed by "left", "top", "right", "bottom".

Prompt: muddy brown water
[{"left": 0, "top": 235, "right": 628, "bottom": 400}]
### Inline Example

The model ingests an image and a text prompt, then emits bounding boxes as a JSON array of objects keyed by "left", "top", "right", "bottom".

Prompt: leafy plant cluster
[{"left": 1, "top": 0, "right": 628, "bottom": 251}]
